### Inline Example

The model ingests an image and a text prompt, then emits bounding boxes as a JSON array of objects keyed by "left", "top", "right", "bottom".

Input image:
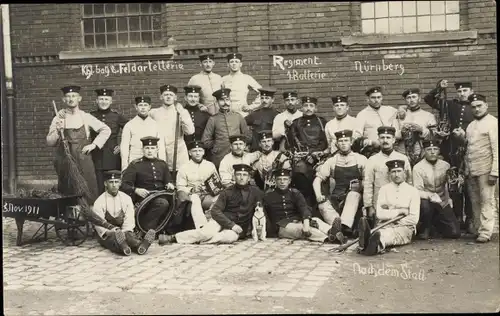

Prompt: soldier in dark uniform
[
  {"left": 90, "top": 88, "right": 129, "bottom": 194},
  {"left": 183, "top": 85, "right": 212, "bottom": 162},
  {"left": 121, "top": 137, "right": 175, "bottom": 232},
  {"left": 287, "top": 96, "right": 329, "bottom": 206},
  {"left": 423, "top": 80, "right": 474, "bottom": 232},
  {"left": 245, "top": 87, "right": 280, "bottom": 152}
]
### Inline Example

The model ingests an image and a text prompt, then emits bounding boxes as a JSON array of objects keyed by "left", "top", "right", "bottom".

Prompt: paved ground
[{"left": 2, "top": 217, "right": 500, "bottom": 314}]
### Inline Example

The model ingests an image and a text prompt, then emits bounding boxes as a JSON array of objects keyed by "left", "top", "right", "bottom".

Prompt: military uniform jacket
[
  {"left": 272, "top": 109, "right": 303, "bottom": 140},
  {"left": 391, "top": 108, "right": 436, "bottom": 155},
  {"left": 288, "top": 114, "right": 328, "bottom": 152},
  {"left": 424, "top": 88, "right": 474, "bottom": 132},
  {"left": 187, "top": 71, "right": 223, "bottom": 115},
  {"left": 376, "top": 182, "right": 420, "bottom": 228},
  {"left": 219, "top": 152, "right": 262, "bottom": 187},
  {"left": 176, "top": 159, "right": 218, "bottom": 195},
  {"left": 324, "top": 115, "right": 360, "bottom": 153},
  {"left": 413, "top": 159, "right": 451, "bottom": 208},
  {"left": 245, "top": 107, "right": 280, "bottom": 151},
  {"left": 184, "top": 104, "right": 211, "bottom": 143},
  {"left": 354, "top": 105, "right": 397, "bottom": 142},
  {"left": 90, "top": 109, "right": 128, "bottom": 170},
  {"left": 121, "top": 157, "right": 172, "bottom": 199},
  {"left": 263, "top": 188, "right": 311, "bottom": 228},
  {"left": 465, "top": 114, "right": 499, "bottom": 177},
  {"left": 210, "top": 184, "right": 264, "bottom": 237}
]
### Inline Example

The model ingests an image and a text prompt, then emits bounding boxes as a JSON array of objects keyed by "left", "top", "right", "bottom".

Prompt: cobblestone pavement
[
  {"left": 2, "top": 218, "right": 359, "bottom": 299},
  {"left": 3, "top": 216, "right": 499, "bottom": 314}
]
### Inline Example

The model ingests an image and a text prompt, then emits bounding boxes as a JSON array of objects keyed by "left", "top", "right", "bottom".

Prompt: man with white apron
[
  {"left": 313, "top": 129, "right": 367, "bottom": 241},
  {"left": 47, "top": 85, "right": 111, "bottom": 205}
]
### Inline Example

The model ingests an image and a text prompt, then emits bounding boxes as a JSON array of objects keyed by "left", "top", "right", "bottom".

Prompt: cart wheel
[{"left": 55, "top": 220, "right": 90, "bottom": 246}]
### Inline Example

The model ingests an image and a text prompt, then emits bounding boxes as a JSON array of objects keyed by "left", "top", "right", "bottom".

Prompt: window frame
[
  {"left": 360, "top": 1, "right": 460, "bottom": 35},
  {"left": 80, "top": 3, "right": 163, "bottom": 50}
]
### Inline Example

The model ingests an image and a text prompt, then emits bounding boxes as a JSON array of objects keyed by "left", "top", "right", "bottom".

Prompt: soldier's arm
[
  {"left": 488, "top": 119, "right": 499, "bottom": 177},
  {"left": 293, "top": 189, "right": 312, "bottom": 220},
  {"left": 288, "top": 121, "right": 299, "bottom": 149},
  {"left": 362, "top": 159, "right": 375, "bottom": 207},
  {"left": 272, "top": 115, "right": 283, "bottom": 140},
  {"left": 407, "top": 188, "right": 421, "bottom": 225},
  {"left": 423, "top": 86, "right": 442, "bottom": 110},
  {"left": 376, "top": 186, "right": 399, "bottom": 220},
  {"left": 121, "top": 194, "right": 136, "bottom": 233},
  {"left": 319, "top": 117, "right": 329, "bottom": 151},
  {"left": 242, "top": 76, "right": 262, "bottom": 112},
  {"left": 120, "top": 123, "right": 132, "bottom": 171},
  {"left": 120, "top": 163, "right": 138, "bottom": 197},
  {"left": 353, "top": 112, "right": 366, "bottom": 141},
  {"left": 412, "top": 166, "right": 432, "bottom": 200},
  {"left": 210, "top": 190, "right": 235, "bottom": 229},
  {"left": 239, "top": 115, "right": 252, "bottom": 144},
  {"left": 46, "top": 116, "right": 61, "bottom": 147},
  {"left": 116, "top": 113, "right": 129, "bottom": 146},
  {"left": 157, "top": 128, "right": 167, "bottom": 162},
  {"left": 91, "top": 196, "right": 113, "bottom": 238},
  {"left": 178, "top": 106, "right": 195, "bottom": 136},
  {"left": 85, "top": 113, "right": 111, "bottom": 149},
  {"left": 219, "top": 158, "right": 234, "bottom": 187},
  {"left": 404, "top": 156, "right": 413, "bottom": 185},
  {"left": 162, "top": 161, "right": 173, "bottom": 185},
  {"left": 201, "top": 116, "right": 216, "bottom": 150},
  {"left": 176, "top": 167, "right": 190, "bottom": 194}
]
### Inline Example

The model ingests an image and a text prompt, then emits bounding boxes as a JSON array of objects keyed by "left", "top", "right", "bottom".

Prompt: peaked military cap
[
  {"left": 61, "top": 85, "right": 81, "bottom": 94},
  {"left": 454, "top": 82, "right": 472, "bottom": 90},
  {"left": 468, "top": 93, "right": 486, "bottom": 102},
  {"left": 301, "top": 96, "right": 318, "bottom": 105},
  {"left": 135, "top": 96, "right": 151, "bottom": 104},
  {"left": 103, "top": 170, "right": 121, "bottom": 181},
  {"left": 365, "top": 86, "right": 383, "bottom": 96},
  {"left": 377, "top": 126, "right": 396, "bottom": 136},
  {"left": 199, "top": 53, "right": 215, "bottom": 62},
  {"left": 160, "top": 84, "right": 178, "bottom": 94},
  {"left": 334, "top": 129, "right": 353, "bottom": 139},
  {"left": 140, "top": 136, "right": 159, "bottom": 147},
  {"left": 258, "top": 130, "right": 273, "bottom": 141},
  {"left": 95, "top": 88, "right": 114, "bottom": 97},
  {"left": 226, "top": 53, "right": 243, "bottom": 61},
  {"left": 229, "top": 134, "right": 245, "bottom": 144},
  {"left": 184, "top": 85, "right": 202, "bottom": 94},
  {"left": 283, "top": 91, "right": 298, "bottom": 99},
  {"left": 332, "top": 95, "right": 348, "bottom": 104},
  {"left": 258, "top": 87, "right": 277, "bottom": 97},
  {"left": 422, "top": 138, "right": 440, "bottom": 149},
  {"left": 233, "top": 164, "right": 252, "bottom": 173},
  {"left": 212, "top": 88, "right": 231, "bottom": 100},
  {"left": 274, "top": 168, "right": 291, "bottom": 177},
  {"left": 386, "top": 159, "right": 405, "bottom": 170},
  {"left": 187, "top": 140, "right": 204, "bottom": 150},
  {"left": 402, "top": 88, "right": 420, "bottom": 98}
]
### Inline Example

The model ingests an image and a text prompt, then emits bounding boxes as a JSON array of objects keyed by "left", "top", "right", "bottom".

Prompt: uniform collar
[
  {"left": 339, "top": 150, "right": 352, "bottom": 156},
  {"left": 235, "top": 183, "right": 250, "bottom": 191},
  {"left": 475, "top": 113, "right": 488, "bottom": 121},
  {"left": 408, "top": 106, "right": 421, "bottom": 112},
  {"left": 381, "top": 149, "right": 394, "bottom": 156},
  {"left": 96, "top": 108, "right": 111, "bottom": 114},
  {"left": 185, "top": 104, "right": 200, "bottom": 111},
  {"left": 286, "top": 109, "right": 297, "bottom": 114},
  {"left": 275, "top": 187, "right": 289, "bottom": 194}
]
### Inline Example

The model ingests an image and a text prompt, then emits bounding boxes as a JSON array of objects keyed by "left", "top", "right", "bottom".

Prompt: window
[
  {"left": 82, "top": 3, "right": 162, "bottom": 49},
  {"left": 361, "top": 1, "right": 460, "bottom": 34}
]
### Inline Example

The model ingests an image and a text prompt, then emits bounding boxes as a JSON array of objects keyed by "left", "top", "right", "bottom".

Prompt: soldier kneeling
[
  {"left": 91, "top": 170, "right": 155, "bottom": 256},
  {"left": 263, "top": 168, "right": 340, "bottom": 243}
]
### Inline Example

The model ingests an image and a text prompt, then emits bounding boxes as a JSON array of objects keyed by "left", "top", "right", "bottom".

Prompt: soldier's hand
[
  {"left": 55, "top": 119, "right": 64, "bottom": 132},
  {"left": 438, "top": 79, "right": 448, "bottom": 89},
  {"left": 398, "top": 208, "right": 409, "bottom": 216},
  {"left": 113, "top": 145, "right": 120, "bottom": 155},
  {"left": 429, "top": 193, "right": 442, "bottom": 204},
  {"left": 397, "top": 106, "right": 407, "bottom": 120},
  {"left": 302, "top": 224, "right": 312, "bottom": 238},
  {"left": 367, "top": 206, "right": 376, "bottom": 219},
  {"left": 134, "top": 188, "right": 150, "bottom": 198},
  {"left": 165, "top": 183, "right": 175, "bottom": 191},
  {"left": 81, "top": 143, "right": 97, "bottom": 155},
  {"left": 175, "top": 102, "right": 184, "bottom": 113},
  {"left": 362, "top": 139, "right": 372, "bottom": 147},
  {"left": 316, "top": 194, "right": 326, "bottom": 204},
  {"left": 57, "top": 109, "right": 66, "bottom": 119},
  {"left": 380, "top": 204, "right": 389, "bottom": 210},
  {"left": 198, "top": 104, "right": 209, "bottom": 112},
  {"left": 284, "top": 120, "right": 293, "bottom": 128},
  {"left": 231, "top": 224, "right": 243, "bottom": 234},
  {"left": 488, "top": 175, "right": 498, "bottom": 186}
]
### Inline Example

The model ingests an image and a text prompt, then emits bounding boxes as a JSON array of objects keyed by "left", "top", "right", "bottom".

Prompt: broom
[{"left": 52, "top": 101, "right": 94, "bottom": 217}]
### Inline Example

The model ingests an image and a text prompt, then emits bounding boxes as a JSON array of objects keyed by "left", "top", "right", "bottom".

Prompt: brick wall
[{"left": 5, "top": 1, "right": 497, "bottom": 184}]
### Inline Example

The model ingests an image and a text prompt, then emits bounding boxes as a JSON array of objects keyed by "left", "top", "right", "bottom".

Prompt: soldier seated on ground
[
  {"left": 358, "top": 159, "right": 420, "bottom": 256},
  {"left": 158, "top": 164, "right": 264, "bottom": 245},
  {"left": 175, "top": 140, "right": 223, "bottom": 228},
  {"left": 263, "top": 168, "right": 340, "bottom": 243},
  {"left": 91, "top": 170, "right": 155, "bottom": 256}
]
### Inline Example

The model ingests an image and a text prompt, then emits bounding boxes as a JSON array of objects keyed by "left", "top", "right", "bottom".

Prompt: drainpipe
[{"left": 2, "top": 4, "right": 16, "bottom": 193}]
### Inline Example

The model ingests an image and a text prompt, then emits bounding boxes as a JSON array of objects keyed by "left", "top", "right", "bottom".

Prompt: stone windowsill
[
  {"left": 341, "top": 30, "right": 478, "bottom": 50},
  {"left": 59, "top": 46, "right": 175, "bottom": 62}
]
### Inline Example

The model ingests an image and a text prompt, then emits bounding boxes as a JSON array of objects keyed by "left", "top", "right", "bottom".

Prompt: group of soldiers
[{"left": 46, "top": 52, "right": 498, "bottom": 256}]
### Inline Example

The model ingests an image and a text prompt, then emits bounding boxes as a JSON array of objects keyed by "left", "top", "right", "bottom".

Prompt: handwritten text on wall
[
  {"left": 354, "top": 60, "right": 405, "bottom": 76},
  {"left": 272, "top": 55, "right": 327, "bottom": 81},
  {"left": 81, "top": 60, "right": 184, "bottom": 79}
]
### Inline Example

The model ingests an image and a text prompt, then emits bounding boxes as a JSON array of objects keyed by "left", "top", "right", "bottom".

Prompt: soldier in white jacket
[
  {"left": 149, "top": 84, "right": 195, "bottom": 173},
  {"left": 358, "top": 159, "right": 420, "bottom": 256},
  {"left": 324, "top": 95, "right": 360, "bottom": 153},
  {"left": 120, "top": 96, "right": 166, "bottom": 171},
  {"left": 457, "top": 94, "right": 498, "bottom": 243}
]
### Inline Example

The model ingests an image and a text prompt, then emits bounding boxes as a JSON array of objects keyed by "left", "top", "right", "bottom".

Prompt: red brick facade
[{"left": 2, "top": 2, "right": 497, "bottom": 185}]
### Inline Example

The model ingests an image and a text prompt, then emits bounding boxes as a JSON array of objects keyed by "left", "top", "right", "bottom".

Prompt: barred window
[
  {"left": 82, "top": 3, "right": 162, "bottom": 49},
  {"left": 361, "top": 1, "right": 460, "bottom": 34}
]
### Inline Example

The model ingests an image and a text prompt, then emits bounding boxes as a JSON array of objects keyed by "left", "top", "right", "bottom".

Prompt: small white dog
[{"left": 251, "top": 202, "right": 267, "bottom": 241}]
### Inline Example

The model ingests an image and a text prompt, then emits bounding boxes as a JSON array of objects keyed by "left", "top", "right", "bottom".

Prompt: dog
[{"left": 251, "top": 202, "right": 266, "bottom": 241}]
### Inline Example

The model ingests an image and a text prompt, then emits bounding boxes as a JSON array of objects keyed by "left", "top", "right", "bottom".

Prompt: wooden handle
[{"left": 52, "top": 100, "right": 65, "bottom": 140}]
